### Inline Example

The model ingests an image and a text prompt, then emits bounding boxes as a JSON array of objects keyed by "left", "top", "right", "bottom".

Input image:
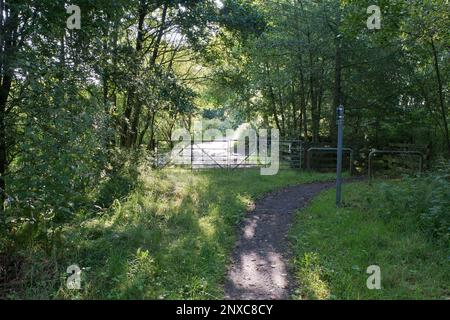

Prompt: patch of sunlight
[
  {"left": 207, "top": 205, "right": 220, "bottom": 219},
  {"left": 155, "top": 200, "right": 171, "bottom": 216},
  {"left": 103, "top": 219, "right": 114, "bottom": 228},
  {"left": 80, "top": 218, "right": 102, "bottom": 229},
  {"left": 172, "top": 188, "right": 197, "bottom": 210},
  {"left": 113, "top": 248, "right": 157, "bottom": 297},
  {"left": 297, "top": 252, "right": 331, "bottom": 300},
  {"left": 199, "top": 217, "right": 216, "bottom": 239},
  {"left": 127, "top": 248, "right": 155, "bottom": 279},
  {"left": 236, "top": 194, "right": 253, "bottom": 209}
]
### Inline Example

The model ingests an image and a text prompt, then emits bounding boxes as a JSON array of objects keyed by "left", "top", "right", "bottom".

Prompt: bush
[
  {"left": 369, "top": 161, "right": 450, "bottom": 244},
  {"left": 3, "top": 146, "right": 148, "bottom": 256},
  {"left": 419, "top": 163, "right": 450, "bottom": 242}
]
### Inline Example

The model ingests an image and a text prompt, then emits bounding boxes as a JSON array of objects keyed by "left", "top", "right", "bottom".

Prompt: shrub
[{"left": 369, "top": 161, "right": 450, "bottom": 244}]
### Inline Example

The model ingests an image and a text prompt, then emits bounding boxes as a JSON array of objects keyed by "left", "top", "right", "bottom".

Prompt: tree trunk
[
  {"left": 0, "top": 1, "right": 19, "bottom": 213},
  {"left": 331, "top": 36, "right": 342, "bottom": 141},
  {"left": 146, "top": 111, "right": 157, "bottom": 152},
  {"left": 302, "top": 100, "right": 308, "bottom": 141},
  {"left": 268, "top": 85, "right": 283, "bottom": 136},
  {"left": 277, "top": 85, "right": 286, "bottom": 136},
  {"left": 431, "top": 39, "right": 450, "bottom": 155},
  {"left": 0, "top": 75, "right": 11, "bottom": 213},
  {"left": 130, "top": 2, "right": 168, "bottom": 148},
  {"left": 297, "top": 53, "right": 309, "bottom": 142},
  {"left": 291, "top": 82, "right": 298, "bottom": 138},
  {"left": 309, "top": 59, "right": 319, "bottom": 143},
  {"left": 138, "top": 110, "right": 155, "bottom": 146},
  {"left": 121, "top": 0, "right": 148, "bottom": 148}
]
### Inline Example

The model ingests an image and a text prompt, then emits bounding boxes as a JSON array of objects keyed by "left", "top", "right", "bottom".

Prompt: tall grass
[
  {"left": 290, "top": 166, "right": 450, "bottom": 300},
  {"left": 3, "top": 168, "right": 335, "bottom": 299}
]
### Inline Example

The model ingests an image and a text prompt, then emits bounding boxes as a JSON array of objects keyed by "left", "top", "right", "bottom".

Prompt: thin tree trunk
[
  {"left": 309, "top": 59, "right": 319, "bottom": 143},
  {"left": 139, "top": 110, "right": 154, "bottom": 146},
  {"left": 277, "top": 86, "right": 286, "bottom": 136},
  {"left": 0, "top": 1, "right": 18, "bottom": 213},
  {"left": 268, "top": 85, "right": 283, "bottom": 135},
  {"left": 431, "top": 39, "right": 450, "bottom": 155},
  {"left": 302, "top": 100, "right": 308, "bottom": 141},
  {"left": 331, "top": 37, "right": 342, "bottom": 141},
  {"left": 298, "top": 56, "right": 308, "bottom": 141},
  {"left": 291, "top": 82, "right": 298, "bottom": 139},
  {"left": 147, "top": 113, "right": 157, "bottom": 152},
  {"left": 121, "top": 0, "right": 148, "bottom": 148},
  {"left": 0, "top": 75, "right": 11, "bottom": 213},
  {"left": 130, "top": 2, "right": 168, "bottom": 148},
  {"left": 264, "top": 63, "right": 283, "bottom": 136},
  {"left": 102, "top": 35, "right": 109, "bottom": 112},
  {"left": 150, "top": 3, "right": 168, "bottom": 67}
]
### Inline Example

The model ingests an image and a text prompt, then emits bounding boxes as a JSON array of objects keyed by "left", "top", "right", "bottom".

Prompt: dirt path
[{"left": 224, "top": 181, "right": 336, "bottom": 300}]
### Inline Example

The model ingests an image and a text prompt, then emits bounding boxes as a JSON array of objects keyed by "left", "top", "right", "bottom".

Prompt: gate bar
[
  {"left": 307, "top": 147, "right": 354, "bottom": 174},
  {"left": 368, "top": 150, "right": 424, "bottom": 184}
]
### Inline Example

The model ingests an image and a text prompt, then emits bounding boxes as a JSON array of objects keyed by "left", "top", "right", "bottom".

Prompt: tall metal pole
[{"left": 336, "top": 105, "right": 345, "bottom": 206}]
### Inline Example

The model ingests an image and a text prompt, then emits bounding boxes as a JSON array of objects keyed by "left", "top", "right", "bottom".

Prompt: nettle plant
[{"left": 369, "top": 161, "right": 450, "bottom": 244}]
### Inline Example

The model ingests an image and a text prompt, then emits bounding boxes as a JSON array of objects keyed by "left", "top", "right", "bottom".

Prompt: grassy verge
[
  {"left": 290, "top": 181, "right": 450, "bottom": 300},
  {"left": 8, "top": 169, "right": 336, "bottom": 299}
]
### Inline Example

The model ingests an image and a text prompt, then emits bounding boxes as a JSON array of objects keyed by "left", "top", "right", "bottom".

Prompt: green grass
[
  {"left": 10, "top": 168, "right": 336, "bottom": 299},
  {"left": 290, "top": 182, "right": 450, "bottom": 300}
]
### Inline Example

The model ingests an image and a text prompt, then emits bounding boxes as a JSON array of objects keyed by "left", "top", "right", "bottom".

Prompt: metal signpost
[{"left": 336, "top": 105, "right": 345, "bottom": 207}]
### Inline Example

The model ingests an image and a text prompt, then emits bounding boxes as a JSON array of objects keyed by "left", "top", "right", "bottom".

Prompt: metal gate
[{"left": 155, "top": 139, "right": 304, "bottom": 170}]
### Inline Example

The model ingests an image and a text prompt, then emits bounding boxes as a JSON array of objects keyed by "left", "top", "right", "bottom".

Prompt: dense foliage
[
  {"left": 0, "top": 0, "right": 448, "bottom": 299},
  {"left": 0, "top": 0, "right": 261, "bottom": 246},
  {"left": 370, "top": 161, "right": 450, "bottom": 244},
  {"left": 208, "top": 0, "right": 449, "bottom": 153}
]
